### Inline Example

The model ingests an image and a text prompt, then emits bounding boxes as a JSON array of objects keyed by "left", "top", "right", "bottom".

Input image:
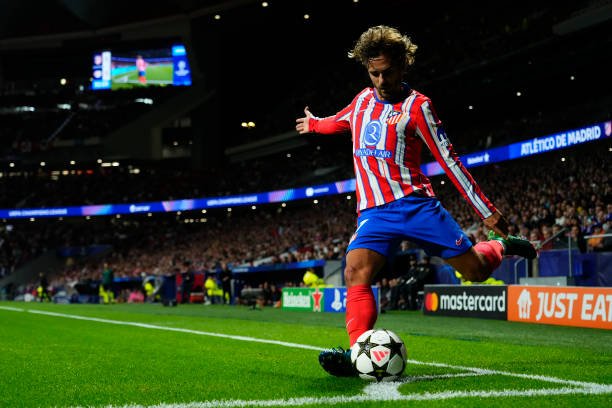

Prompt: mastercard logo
[{"left": 424, "top": 292, "right": 439, "bottom": 311}]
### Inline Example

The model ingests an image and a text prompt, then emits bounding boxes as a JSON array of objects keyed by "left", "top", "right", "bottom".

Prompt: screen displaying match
[{"left": 91, "top": 44, "right": 192, "bottom": 90}]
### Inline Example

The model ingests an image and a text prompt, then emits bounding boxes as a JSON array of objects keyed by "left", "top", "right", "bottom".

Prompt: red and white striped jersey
[{"left": 308, "top": 86, "right": 496, "bottom": 219}]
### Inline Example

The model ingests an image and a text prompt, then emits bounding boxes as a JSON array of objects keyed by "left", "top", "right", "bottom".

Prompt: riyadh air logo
[
  {"left": 517, "top": 289, "right": 532, "bottom": 319},
  {"left": 363, "top": 121, "right": 382, "bottom": 146},
  {"left": 371, "top": 349, "right": 390, "bottom": 363},
  {"left": 424, "top": 292, "right": 439, "bottom": 312}
]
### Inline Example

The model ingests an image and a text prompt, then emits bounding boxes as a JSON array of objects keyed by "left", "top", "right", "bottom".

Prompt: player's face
[{"left": 367, "top": 54, "right": 404, "bottom": 102}]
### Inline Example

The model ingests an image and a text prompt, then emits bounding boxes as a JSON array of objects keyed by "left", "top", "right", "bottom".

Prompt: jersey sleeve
[
  {"left": 308, "top": 104, "right": 352, "bottom": 135},
  {"left": 414, "top": 97, "right": 497, "bottom": 219}
]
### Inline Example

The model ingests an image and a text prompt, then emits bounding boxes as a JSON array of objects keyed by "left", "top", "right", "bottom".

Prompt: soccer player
[
  {"left": 295, "top": 25, "right": 537, "bottom": 377},
  {"left": 135, "top": 55, "right": 147, "bottom": 84}
]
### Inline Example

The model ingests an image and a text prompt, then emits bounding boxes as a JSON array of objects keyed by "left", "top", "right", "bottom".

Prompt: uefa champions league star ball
[{"left": 350, "top": 328, "right": 407, "bottom": 381}]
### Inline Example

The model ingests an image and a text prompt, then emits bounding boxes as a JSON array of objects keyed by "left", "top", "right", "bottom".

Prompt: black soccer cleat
[
  {"left": 318, "top": 347, "right": 357, "bottom": 377},
  {"left": 488, "top": 231, "right": 538, "bottom": 260}
]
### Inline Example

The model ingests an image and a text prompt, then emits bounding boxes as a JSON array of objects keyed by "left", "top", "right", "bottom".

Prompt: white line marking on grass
[
  {"left": 403, "top": 372, "right": 486, "bottom": 382},
  {"left": 0, "top": 305, "right": 25, "bottom": 312},
  {"left": 79, "top": 385, "right": 612, "bottom": 408},
  {"left": 408, "top": 359, "right": 602, "bottom": 388},
  {"left": 2, "top": 306, "right": 611, "bottom": 407},
  {"left": 114, "top": 74, "right": 129, "bottom": 83},
  {"left": 7, "top": 307, "right": 320, "bottom": 351}
]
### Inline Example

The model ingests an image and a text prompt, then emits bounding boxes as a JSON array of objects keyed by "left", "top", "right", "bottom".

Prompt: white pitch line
[
  {"left": 0, "top": 305, "right": 25, "bottom": 312},
  {"left": 78, "top": 385, "right": 612, "bottom": 408},
  {"left": 15, "top": 307, "right": 321, "bottom": 351},
  {"left": 403, "top": 372, "right": 487, "bottom": 382},
  {"left": 114, "top": 74, "right": 130, "bottom": 83},
  {"left": 2, "top": 305, "right": 611, "bottom": 408},
  {"left": 407, "top": 359, "right": 603, "bottom": 389}
]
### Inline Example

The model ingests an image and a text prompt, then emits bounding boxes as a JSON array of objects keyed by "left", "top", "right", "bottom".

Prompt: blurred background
[{"left": 0, "top": 0, "right": 610, "bottom": 307}]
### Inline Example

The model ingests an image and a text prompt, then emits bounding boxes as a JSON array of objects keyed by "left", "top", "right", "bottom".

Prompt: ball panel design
[
  {"left": 350, "top": 343, "right": 360, "bottom": 363},
  {"left": 355, "top": 353, "right": 374, "bottom": 373},
  {"left": 369, "top": 330, "right": 391, "bottom": 345},
  {"left": 349, "top": 328, "right": 407, "bottom": 382},
  {"left": 359, "top": 373, "right": 377, "bottom": 381},
  {"left": 399, "top": 344, "right": 408, "bottom": 360},
  {"left": 355, "top": 329, "right": 374, "bottom": 344},
  {"left": 369, "top": 345, "right": 391, "bottom": 367},
  {"left": 386, "top": 354, "right": 405, "bottom": 375}
]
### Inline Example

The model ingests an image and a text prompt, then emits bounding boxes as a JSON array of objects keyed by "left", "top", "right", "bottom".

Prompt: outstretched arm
[
  {"left": 295, "top": 106, "right": 314, "bottom": 134},
  {"left": 295, "top": 105, "right": 352, "bottom": 135}
]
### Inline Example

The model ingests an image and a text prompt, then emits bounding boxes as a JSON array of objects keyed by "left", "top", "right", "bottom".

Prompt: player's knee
[{"left": 344, "top": 264, "right": 375, "bottom": 287}]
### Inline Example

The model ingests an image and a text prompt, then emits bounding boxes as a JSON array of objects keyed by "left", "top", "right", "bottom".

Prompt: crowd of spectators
[
  {"left": 3, "top": 136, "right": 609, "bottom": 303},
  {"left": 437, "top": 140, "right": 610, "bottom": 251},
  {"left": 0, "top": 139, "right": 353, "bottom": 208}
]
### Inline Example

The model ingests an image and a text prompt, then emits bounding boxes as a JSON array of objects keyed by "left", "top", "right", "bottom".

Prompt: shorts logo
[
  {"left": 350, "top": 219, "right": 369, "bottom": 244},
  {"left": 356, "top": 219, "right": 369, "bottom": 231}
]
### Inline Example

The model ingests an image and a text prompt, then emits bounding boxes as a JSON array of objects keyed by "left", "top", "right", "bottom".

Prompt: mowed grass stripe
[{"left": 0, "top": 308, "right": 354, "bottom": 407}]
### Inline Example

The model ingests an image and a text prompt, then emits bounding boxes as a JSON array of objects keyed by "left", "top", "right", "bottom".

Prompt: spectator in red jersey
[{"left": 296, "top": 25, "right": 537, "bottom": 377}]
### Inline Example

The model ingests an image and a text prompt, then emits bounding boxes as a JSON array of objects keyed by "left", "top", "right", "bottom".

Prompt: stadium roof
[{"left": 0, "top": 0, "right": 258, "bottom": 42}]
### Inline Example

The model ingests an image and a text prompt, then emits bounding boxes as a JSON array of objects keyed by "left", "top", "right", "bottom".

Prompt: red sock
[
  {"left": 473, "top": 240, "right": 504, "bottom": 273},
  {"left": 346, "top": 284, "right": 377, "bottom": 346}
]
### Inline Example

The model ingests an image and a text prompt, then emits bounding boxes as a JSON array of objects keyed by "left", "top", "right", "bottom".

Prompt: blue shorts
[{"left": 347, "top": 195, "right": 472, "bottom": 260}]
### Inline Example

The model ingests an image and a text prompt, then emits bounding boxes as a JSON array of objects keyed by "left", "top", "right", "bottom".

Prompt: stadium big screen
[{"left": 91, "top": 44, "right": 192, "bottom": 90}]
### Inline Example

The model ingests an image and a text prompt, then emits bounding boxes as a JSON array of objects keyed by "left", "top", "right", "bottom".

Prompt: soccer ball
[{"left": 350, "top": 328, "right": 407, "bottom": 381}]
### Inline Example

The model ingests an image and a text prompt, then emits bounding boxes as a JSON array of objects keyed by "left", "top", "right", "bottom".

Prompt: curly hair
[{"left": 348, "top": 25, "right": 418, "bottom": 68}]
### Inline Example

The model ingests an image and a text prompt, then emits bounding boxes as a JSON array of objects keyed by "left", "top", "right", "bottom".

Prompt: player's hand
[
  {"left": 295, "top": 106, "right": 314, "bottom": 134},
  {"left": 484, "top": 210, "right": 509, "bottom": 239}
]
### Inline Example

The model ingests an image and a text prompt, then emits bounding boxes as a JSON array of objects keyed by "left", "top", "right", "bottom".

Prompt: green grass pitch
[
  {"left": 111, "top": 64, "right": 174, "bottom": 89},
  {"left": 0, "top": 301, "right": 610, "bottom": 407}
]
